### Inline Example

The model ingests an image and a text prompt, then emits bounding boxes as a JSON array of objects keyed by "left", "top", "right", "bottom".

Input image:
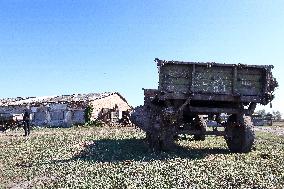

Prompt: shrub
[{"left": 84, "top": 105, "right": 93, "bottom": 123}]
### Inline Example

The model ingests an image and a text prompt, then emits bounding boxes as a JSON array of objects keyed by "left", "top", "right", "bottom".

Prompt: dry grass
[
  {"left": 0, "top": 125, "right": 283, "bottom": 188},
  {"left": 272, "top": 121, "right": 284, "bottom": 127}
]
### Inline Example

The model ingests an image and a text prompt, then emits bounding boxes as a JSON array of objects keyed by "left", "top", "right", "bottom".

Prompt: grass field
[{"left": 0, "top": 125, "right": 284, "bottom": 189}]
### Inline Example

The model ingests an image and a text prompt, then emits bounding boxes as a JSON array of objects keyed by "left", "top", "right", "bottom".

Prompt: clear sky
[{"left": 0, "top": 0, "right": 283, "bottom": 115}]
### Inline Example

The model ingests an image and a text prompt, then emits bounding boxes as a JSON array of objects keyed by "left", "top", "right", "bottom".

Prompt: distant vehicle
[
  {"left": 131, "top": 58, "right": 278, "bottom": 153},
  {"left": 252, "top": 113, "right": 273, "bottom": 126},
  {"left": 206, "top": 120, "right": 220, "bottom": 127}
]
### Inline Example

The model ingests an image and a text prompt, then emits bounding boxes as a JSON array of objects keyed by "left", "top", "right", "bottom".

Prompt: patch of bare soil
[
  {"left": 254, "top": 125, "right": 284, "bottom": 136},
  {"left": 8, "top": 176, "right": 56, "bottom": 189}
]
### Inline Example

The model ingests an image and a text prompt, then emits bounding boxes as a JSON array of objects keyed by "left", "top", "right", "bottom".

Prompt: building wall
[
  {"left": 31, "top": 106, "right": 85, "bottom": 127},
  {"left": 32, "top": 106, "right": 50, "bottom": 125},
  {"left": 0, "top": 106, "right": 26, "bottom": 114},
  {"left": 0, "top": 93, "right": 131, "bottom": 127},
  {"left": 89, "top": 93, "right": 131, "bottom": 120}
]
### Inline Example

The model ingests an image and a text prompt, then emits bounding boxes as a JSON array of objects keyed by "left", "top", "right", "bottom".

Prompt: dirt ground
[{"left": 254, "top": 122, "right": 284, "bottom": 136}]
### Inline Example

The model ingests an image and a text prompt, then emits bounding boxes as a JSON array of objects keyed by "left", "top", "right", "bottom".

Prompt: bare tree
[
  {"left": 255, "top": 109, "right": 266, "bottom": 117},
  {"left": 272, "top": 110, "right": 282, "bottom": 121}
]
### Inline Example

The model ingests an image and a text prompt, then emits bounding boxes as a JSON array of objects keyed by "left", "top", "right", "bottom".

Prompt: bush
[
  {"left": 84, "top": 120, "right": 103, "bottom": 127},
  {"left": 84, "top": 105, "right": 93, "bottom": 123}
]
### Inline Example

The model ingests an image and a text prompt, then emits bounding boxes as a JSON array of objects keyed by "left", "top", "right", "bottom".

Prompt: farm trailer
[{"left": 132, "top": 58, "right": 278, "bottom": 153}]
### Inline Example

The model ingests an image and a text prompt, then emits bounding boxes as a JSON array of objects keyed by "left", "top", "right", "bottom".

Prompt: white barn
[{"left": 0, "top": 92, "right": 132, "bottom": 127}]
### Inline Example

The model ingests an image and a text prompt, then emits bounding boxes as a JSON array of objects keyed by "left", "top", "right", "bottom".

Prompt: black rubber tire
[
  {"left": 160, "top": 128, "right": 176, "bottom": 151},
  {"left": 225, "top": 116, "right": 255, "bottom": 153},
  {"left": 147, "top": 125, "right": 176, "bottom": 152},
  {"left": 193, "top": 116, "right": 207, "bottom": 141},
  {"left": 132, "top": 102, "right": 177, "bottom": 152},
  {"left": 146, "top": 131, "right": 161, "bottom": 151}
]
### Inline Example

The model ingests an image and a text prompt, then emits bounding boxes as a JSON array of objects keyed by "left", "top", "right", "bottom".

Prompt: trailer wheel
[
  {"left": 193, "top": 116, "right": 206, "bottom": 141},
  {"left": 146, "top": 131, "right": 160, "bottom": 151},
  {"left": 132, "top": 102, "right": 176, "bottom": 152},
  {"left": 146, "top": 120, "right": 176, "bottom": 152},
  {"left": 225, "top": 116, "right": 255, "bottom": 153}
]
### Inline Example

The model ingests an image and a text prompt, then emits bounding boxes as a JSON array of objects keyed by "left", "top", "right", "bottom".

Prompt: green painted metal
[{"left": 159, "top": 63, "right": 265, "bottom": 96}]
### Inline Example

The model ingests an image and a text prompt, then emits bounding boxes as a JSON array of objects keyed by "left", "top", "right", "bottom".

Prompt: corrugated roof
[{"left": 0, "top": 92, "right": 116, "bottom": 106}]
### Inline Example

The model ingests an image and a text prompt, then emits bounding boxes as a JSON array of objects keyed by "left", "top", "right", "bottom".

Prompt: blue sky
[{"left": 0, "top": 0, "right": 283, "bottom": 114}]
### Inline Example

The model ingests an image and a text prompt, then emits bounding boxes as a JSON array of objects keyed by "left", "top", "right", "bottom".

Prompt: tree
[
  {"left": 255, "top": 109, "right": 266, "bottom": 117},
  {"left": 272, "top": 110, "right": 282, "bottom": 121}
]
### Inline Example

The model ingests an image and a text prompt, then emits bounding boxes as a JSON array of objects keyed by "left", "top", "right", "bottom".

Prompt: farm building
[{"left": 0, "top": 92, "right": 132, "bottom": 127}]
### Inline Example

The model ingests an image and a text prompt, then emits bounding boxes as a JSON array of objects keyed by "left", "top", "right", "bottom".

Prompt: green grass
[{"left": 0, "top": 126, "right": 283, "bottom": 188}]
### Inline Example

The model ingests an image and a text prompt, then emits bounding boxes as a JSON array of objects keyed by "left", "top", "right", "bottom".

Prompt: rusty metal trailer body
[
  {"left": 132, "top": 58, "right": 278, "bottom": 153},
  {"left": 156, "top": 59, "right": 276, "bottom": 115}
]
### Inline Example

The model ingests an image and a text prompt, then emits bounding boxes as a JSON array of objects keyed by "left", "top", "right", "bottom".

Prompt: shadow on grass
[
  {"left": 26, "top": 138, "right": 230, "bottom": 168},
  {"left": 70, "top": 138, "right": 230, "bottom": 163}
]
